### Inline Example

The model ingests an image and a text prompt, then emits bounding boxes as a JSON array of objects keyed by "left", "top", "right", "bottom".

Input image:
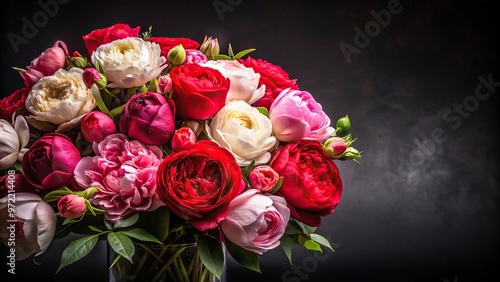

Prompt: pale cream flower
[
  {"left": 25, "top": 68, "right": 96, "bottom": 132},
  {"left": 206, "top": 100, "right": 277, "bottom": 166},
  {"left": 92, "top": 37, "right": 167, "bottom": 88}
]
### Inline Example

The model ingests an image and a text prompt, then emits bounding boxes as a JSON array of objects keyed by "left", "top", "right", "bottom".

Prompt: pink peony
[
  {"left": 74, "top": 133, "right": 164, "bottom": 222},
  {"left": 269, "top": 88, "right": 335, "bottom": 143}
]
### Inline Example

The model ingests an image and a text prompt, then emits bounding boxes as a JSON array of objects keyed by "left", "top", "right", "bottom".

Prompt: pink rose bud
[
  {"left": 171, "top": 127, "right": 196, "bottom": 151},
  {"left": 158, "top": 74, "right": 173, "bottom": 93},
  {"left": 248, "top": 165, "right": 280, "bottom": 192},
  {"left": 82, "top": 68, "right": 107, "bottom": 89},
  {"left": 18, "top": 40, "right": 69, "bottom": 87},
  {"left": 81, "top": 111, "right": 116, "bottom": 143},
  {"left": 323, "top": 136, "right": 347, "bottom": 158},
  {"left": 57, "top": 194, "right": 87, "bottom": 219},
  {"left": 200, "top": 36, "right": 220, "bottom": 59}
]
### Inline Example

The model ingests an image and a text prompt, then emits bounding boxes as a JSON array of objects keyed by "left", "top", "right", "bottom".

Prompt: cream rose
[
  {"left": 25, "top": 68, "right": 96, "bottom": 132},
  {"left": 207, "top": 100, "right": 277, "bottom": 166},
  {"left": 92, "top": 37, "right": 167, "bottom": 88},
  {"left": 202, "top": 60, "right": 265, "bottom": 104}
]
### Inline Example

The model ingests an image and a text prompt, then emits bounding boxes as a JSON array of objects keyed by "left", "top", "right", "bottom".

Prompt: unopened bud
[
  {"left": 167, "top": 44, "right": 186, "bottom": 66},
  {"left": 70, "top": 56, "right": 88, "bottom": 69},
  {"left": 335, "top": 115, "right": 351, "bottom": 137},
  {"left": 339, "top": 147, "right": 362, "bottom": 161},
  {"left": 200, "top": 36, "right": 220, "bottom": 59},
  {"left": 323, "top": 137, "right": 347, "bottom": 158}
]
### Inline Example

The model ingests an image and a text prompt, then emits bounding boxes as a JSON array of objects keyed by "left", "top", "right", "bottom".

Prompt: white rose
[
  {"left": 0, "top": 115, "right": 29, "bottom": 170},
  {"left": 207, "top": 100, "right": 277, "bottom": 166},
  {"left": 92, "top": 37, "right": 167, "bottom": 88},
  {"left": 25, "top": 68, "right": 96, "bottom": 132},
  {"left": 202, "top": 60, "right": 265, "bottom": 104}
]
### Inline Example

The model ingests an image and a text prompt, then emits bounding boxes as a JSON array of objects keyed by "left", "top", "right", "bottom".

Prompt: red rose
[
  {"left": 147, "top": 37, "right": 200, "bottom": 58},
  {"left": 22, "top": 133, "right": 81, "bottom": 190},
  {"left": 239, "top": 57, "right": 299, "bottom": 110},
  {"left": 82, "top": 23, "right": 140, "bottom": 56},
  {"left": 156, "top": 140, "right": 245, "bottom": 231},
  {"left": 170, "top": 64, "right": 229, "bottom": 120},
  {"left": 269, "top": 140, "right": 343, "bottom": 227},
  {"left": 0, "top": 87, "right": 30, "bottom": 123}
]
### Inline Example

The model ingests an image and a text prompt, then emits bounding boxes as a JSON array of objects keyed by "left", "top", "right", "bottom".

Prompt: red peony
[
  {"left": 170, "top": 64, "right": 230, "bottom": 120},
  {"left": 22, "top": 133, "right": 81, "bottom": 190},
  {"left": 82, "top": 23, "right": 140, "bottom": 56},
  {"left": 269, "top": 140, "right": 343, "bottom": 227},
  {"left": 238, "top": 57, "right": 299, "bottom": 110},
  {"left": 156, "top": 140, "right": 245, "bottom": 231},
  {"left": 0, "top": 87, "right": 30, "bottom": 123}
]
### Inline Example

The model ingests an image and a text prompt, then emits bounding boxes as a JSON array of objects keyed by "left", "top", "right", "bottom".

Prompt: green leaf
[
  {"left": 267, "top": 176, "right": 283, "bottom": 194},
  {"left": 310, "top": 234, "right": 334, "bottom": 252},
  {"left": 109, "top": 104, "right": 125, "bottom": 119},
  {"left": 12, "top": 66, "right": 26, "bottom": 73},
  {"left": 12, "top": 161, "right": 23, "bottom": 173},
  {"left": 91, "top": 84, "right": 110, "bottom": 115},
  {"left": 285, "top": 219, "right": 311, "bottom": 237},
  {"left": 118, "top": 228, "right": 162, "bottom": 244},
  {"left": 280, "top": 234, "right": 296, "bottom": 265},
  {"left": 95, "top": 61, "right": 104, "bottom": 74},
  {"left": 149, "top": 206, "right": 170, "bottom": 243},
  {"left": 256, "top": 107, "right": 269, "bottom": 118},
  {"left": 227, "top": 43, "right": 234, "bottom": 58},
  {"left": 303, "top": 224, "right": 317, "bottom": 235},
  {"left": 298, "top": 235, "right": 322, "bottom": 252},
  {"left": 233, "top": 48, "right": 256, "bottom": 60},
  {"left": 43, "top": 188, "right": 72, "bottom": 202},
  {"left": 241, "top": 160, "right": 256, "bottom": 178},
  {"left": 107, "top": 232, "right": 135, "bottom": 263},
  {"left": 88, "top": 225, "right": 104, "bottom": 233},
  {"left": 197, "top": 234, "right": 225, "bottom": 280},
  {"left": 213, "top": 54, "right": 232, "bottom": 60},
  {"left": 57, "top": 234, "right": 99, "bottom": 273},
  {"left": 224, "top": 239, "right": 261, "bottom": 273},
  {"left": 113, "top": 213, "right": 139, "bottom": 229},
  {"left": 104, "top": 219, "right": 114, "bottom": 231}
]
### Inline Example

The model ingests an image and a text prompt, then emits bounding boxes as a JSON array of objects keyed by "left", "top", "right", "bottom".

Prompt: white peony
[
  {"left": 207, "top": 100, "right": 277, "bottom": 166},
  {"left": 0, "top": 193, "right": 56, "bottom": 260},
  {"left": 0, "top": 115, "right": 29, "bottom": 170},
  {"left": 202, "top": 60, "right": 265, "bottom": 104},
  {"left": 25, "top": 67, "right": 96, "bottom": 132},
  {"left": 92, "top": 37, "right": 167, "bottom": 88}
]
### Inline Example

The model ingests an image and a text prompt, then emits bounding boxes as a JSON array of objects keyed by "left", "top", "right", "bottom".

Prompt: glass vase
[{"left": 107, "top": 242, "right": 225, "bottom": 282}]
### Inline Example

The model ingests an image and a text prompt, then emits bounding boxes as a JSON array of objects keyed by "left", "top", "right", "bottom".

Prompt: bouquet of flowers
[{"left": 0, "top": 23, "right": 361, "bottom": 281}]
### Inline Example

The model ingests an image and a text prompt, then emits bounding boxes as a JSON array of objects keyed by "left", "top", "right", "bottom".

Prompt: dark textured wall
[{"left": 1, "top": 1, "right": 499, "bottom": 281}]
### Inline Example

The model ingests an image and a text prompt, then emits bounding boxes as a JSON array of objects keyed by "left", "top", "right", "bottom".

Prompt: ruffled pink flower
[
  {"left": 185, "top": 49, "right": 208, "bottom": 64},
  {"left": 74, "top": 133, "right": 164, "bottom": 222}
]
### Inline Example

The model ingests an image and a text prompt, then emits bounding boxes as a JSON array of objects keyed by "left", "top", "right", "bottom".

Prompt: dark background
[{"left": 1, "top": 0, "right": 499, "bottom": 281}]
